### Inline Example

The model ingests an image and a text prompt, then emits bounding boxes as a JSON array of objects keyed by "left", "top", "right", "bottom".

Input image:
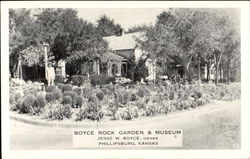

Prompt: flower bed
[{"left": 9, "top": 79, "right": 241, "bottom": 122}]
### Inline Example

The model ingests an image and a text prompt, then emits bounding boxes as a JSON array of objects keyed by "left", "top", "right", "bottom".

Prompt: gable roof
[
  {"left": 104, "top": 52, "right": 127, "bottom": 62},
  {"left": 103, "top": 32, "right": 143, "bottom": 51}
]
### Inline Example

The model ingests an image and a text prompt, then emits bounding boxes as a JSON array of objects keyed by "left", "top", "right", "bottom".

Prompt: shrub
[
  {"left": 52, "top": 88, "right": 63, "bottom": 101},
  {"left": 82, "top": 87, "right": 92, "bottom": 97},
  {"left": 71, "top": 75, "right": 87, "bottom": 86},
  {"left": 15, "top": 93, "right": 22, "bottom": 102},
  {"left": 96, "top": 91, "right": 104, "bottom": 101},
  {"left": 101, "top": 88, "right": 108, "bottom": 95},
  {"left": 83, "top": 101, "right": 103, "bottom": 121},
  {"left": 16, "top": 99, "right": 23, "bottom": 110},
  {"left": 20, "top": 94, "right": 35, "bottom": 113},
  {"left": 62, "top": 96, "right": 72, "bottom": 105},
  {"left": 134, "top": 58, "right": 149, "bottom": 82},
  {"left": 55, "top": 74, "right": 64, "bottom": 85},
  {"left": 131, "top": 92, "right": 138, "bottom": 101},
  {"left": 88, "top": 94, "right": 98, "bottom": 102},
  {"left": 46, "top": 92, "right": 56, "bottom": 103},
  {"left": 34, "top": 95, "right": 46, "bottom": 109},
  {"left": 9, "top": 94, "right": 15, "bottom": 105},
  {"left": 114, "top": 89, "right": 131, "bottom": 105},
  {"left": 137, "top": 86, "right": 149, "bottom": 98},
  {"left": 57, "top": 83, "right": 64, "bottom": 90},
  {"left": 62, "top": 104, "right": 72, "bottom": 119},
  {"left": 73, "top": 87, "right": 82, "bottom": 96},
  {"left": 108, "top": 99, "right": 119, "bottom": 120},
  {"left": 9, "top": 94, "right": 17, "bottom": 111},
  {"left": 90, "top": 74, "right": 115, "bottom": 86},
  {"left": 42, "top": 103, "right": 63, "bottom": 120},
  {"left": 75, "top": 108, "right": 86, "bottom": 121},
  {"left": 46, "top": 85, "right": 57, "bottom": 92},
  {"left": 63, "top": 91, "right": 77, "bottom": 106},
  {"left": 31, "top": 95, "right": 46, "bottom": 115},
  {"left": 62, "top": 84, "right": 73, "bottom": 92},
  {"left": 75, "top": 96, "right": 83, "bottom": 108}
]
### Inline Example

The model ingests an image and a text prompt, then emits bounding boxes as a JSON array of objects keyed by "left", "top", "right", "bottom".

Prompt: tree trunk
[
  {"left": 215, "top": 51, "right": 223, "bottom": 85},
  {"left": 207, "top": 63, "right": 210, "bottom": 81},
  {"left": 198, "top": 57, "right": 201, "bottom": 82},
  {"left": 227, "top": 57, "right": 231, "bottom": 85}
]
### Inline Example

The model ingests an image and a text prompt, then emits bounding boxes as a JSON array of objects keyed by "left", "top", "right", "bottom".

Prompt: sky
[{"left": 76, "top": 8, "right": 169, "bottom": 30}]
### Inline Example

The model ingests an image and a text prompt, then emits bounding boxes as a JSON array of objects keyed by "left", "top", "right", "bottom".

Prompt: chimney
[{"left": 117, "top": 29, "right": 125, "bottom": 36}]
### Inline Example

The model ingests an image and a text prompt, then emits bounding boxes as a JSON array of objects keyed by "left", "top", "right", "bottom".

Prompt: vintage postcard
[{"left": 1, "top": 1, "right": 250, "bottom": 159}]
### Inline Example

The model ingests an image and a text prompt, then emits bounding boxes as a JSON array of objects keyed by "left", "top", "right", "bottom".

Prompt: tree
[
  {"left": 96, "top": 15, "right": 123, "bottom": 37},
  {"left": 137, "top": 9, "right": 240, "bottom": 84},
  {"left": 9, "top": 9, "right": 37, "bottom": 77},
  {"left": 126, "top": 24, "right": 147, "bottom": 33},
  {"left": 134, "top": 58, "right": 149, "bottom": 82}
]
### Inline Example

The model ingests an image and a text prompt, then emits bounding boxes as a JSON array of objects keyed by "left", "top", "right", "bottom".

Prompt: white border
[{"left": 1, "top": 1, "right": 250, "bottom": 159}]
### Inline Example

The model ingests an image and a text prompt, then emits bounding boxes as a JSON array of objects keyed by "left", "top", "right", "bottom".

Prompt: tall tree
[{"left": 96, "top": 15, "right": 123, "bottom": 37}]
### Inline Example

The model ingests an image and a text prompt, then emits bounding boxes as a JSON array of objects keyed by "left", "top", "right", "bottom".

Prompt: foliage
[
  {"left": 45, "top": 92, "right": 56, "bottom": 103},
  {"left": 63, "top": 91, "right": 77, "bottom": 107},
  {"left": 73, "top": 87, "right": 83, "bottom": 96},
  {"left": 96, "top": 15, "right": 123, "bottom": 37},
  {"left": 71, "top": 75, "right": 87, "bottom": 86},
  {"left": 95, "top": 91, "right": 104, "bottom": 101},
  {"left": 90, "top": 74, "right": 115, "bottom": 86},
  {"left": 75, "top": 95, "right": 84, "bottom": 108},
  {"left": 62, "top": 104, "right": 73, "bottom": 119},
  {"left": 62, "top": 84, "right": 73, "bottom": 92},
  {"left": 62, "top": 96, "right": 72, "bottom": 105},
  {"left": 54, "top": 74, "right": 64, "bottom": 85},
  {"left": 46, "top": 85, "right": 57, "bottom": 92},
  {"left": 75, "top": 101, "right": 103, "bottom": 121},
  {"left": 20, "top": 94, "right": 35, "bottom": 113},
  {"left": 134, "top": 58, "right": 149, "bottom": 82}
]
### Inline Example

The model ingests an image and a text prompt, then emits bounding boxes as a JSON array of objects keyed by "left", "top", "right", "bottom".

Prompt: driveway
[{"left": 10, "top": 100, "right": 240, "bottom": 150}]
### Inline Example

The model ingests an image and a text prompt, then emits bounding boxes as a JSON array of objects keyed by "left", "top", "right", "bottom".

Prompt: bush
[
  {"left": 73, "top": 87, "right": 82, "bottom": 96},
  {"left": 10, "top": 94, "right": 17, "bottom": 111},
  {"left": 88, "top": 94, "right": 98, "bottom": 102},
  {"left": 134, "top": 58, "right": 149, "bottom": 82},
  {"left": 34, "top": 95, "right": 46, "bottom": 109},
  {"left": 62, "top": 84, "right": 73, "bottom": 92},
  {"left": 63, "top": 91, "right": 77, "bottom": 107},
  {"left": 16, "top": 99, "right": 23, "bottom": 110},
  {"left": 42, "top": 103, "right": 63, "bottom": 120},
  {"left": 20, "top": 94, "right": 35, "bottom": 113},
  {"left": 31, "top": 95, "right": 46, "bottom": 115},
  {"left": 9, "top": 94, "right": 15, "bottom": 105},
  {"left": 15, "top": 93, "right": 22, "bottom": 102},
  {"left": 52, "top": 88, "right": 63, "bottom": 101},
  {"left": 90, "top": 74, "right": 115, "bottom": 86},
  {"left": 137, "top": 86, "right": 149, "bottom": 98},
  {"left": 57, "top": 83, "right": 64, "bottom": 90},
  {"left": 131, "top": 92, "right": 138, "bottom": 101},
  {"left": 62, "top": 96, "right": 72, "bottom": 105},
  {"left": 46, "top": 92, "right": 56, "bottom": 103},
  {"left": 46, "top": 85, "right": 57, "bottom": 92},
  {"left": 75, "top": 96, "right": 84, "bottom": 108},
  {"left": 101, "top": 88, "right": 108, "bottom": 95},
  {"left": 82, "top": 87, "right": 92, "bottom": 97},
  {"left": 96, "top": 91, "right": 104, "bottom": 101},
  {"left": 71, "top": 75, "right": 87, "bottom": 86},
  {"left": 83, "top": 101, "right": 104, "bottom": 121},
  {"left": 62, "top": 104, "right": 72, "bottom": 119},
  {"left": 55, "top": 74, "right": 64, "bottom": 85}
]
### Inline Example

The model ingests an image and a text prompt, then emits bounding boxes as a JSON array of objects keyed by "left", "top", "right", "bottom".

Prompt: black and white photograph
[{"left": 1, "top": 1, "right": 250, "bottom": 159}]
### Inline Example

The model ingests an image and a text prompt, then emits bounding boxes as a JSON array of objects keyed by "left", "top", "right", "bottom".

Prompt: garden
[{"left": 9, "top": 76, "right": 241, "bottom": 122}]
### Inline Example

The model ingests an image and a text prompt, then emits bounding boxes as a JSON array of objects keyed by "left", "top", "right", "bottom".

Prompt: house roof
[
  {"left": 103, "top": 32, "right": 144, "bottom": 51},
  {"left": 103, "top": 52, "right": 127, "bottom": 62}
]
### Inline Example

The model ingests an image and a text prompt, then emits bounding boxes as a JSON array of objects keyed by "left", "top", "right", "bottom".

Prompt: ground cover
[{"left": 9, "top": 79, "right": 241, "bottom": 122}]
